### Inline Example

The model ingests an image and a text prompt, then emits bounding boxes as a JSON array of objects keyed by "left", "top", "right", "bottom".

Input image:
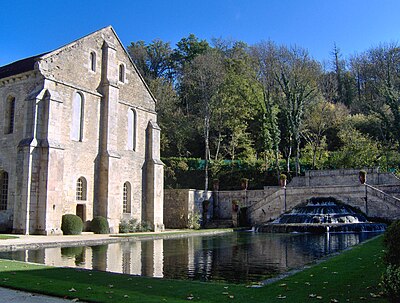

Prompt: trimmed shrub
[
  {"left": 119, "top": 220, "right": 130, "bottom": 233},
  {"left": 187, "top": 212, "right": 201, "bottom": 230},
  {"left": 61, "top": 214, "right": 83, "bottom": 235},
  {"left": 119, "top": 220, "right": 131, "bottom": 234},
  {"left": 129, "top": 218, "right": 138, "bottom": 232},
  {"left": 382, "top": 265, "right": 400, "bottom": 302},
  {"left": 90, "top": 216, "right": 109, "bottom": 234},
  {"left": 119, "top": 218, "right": 139, "bottom": 233},
  {"left": 384, "top": 220, "right": 400, "bottom": 266},
  {"left": 119, "top": 219, "right": 156, "bottom": 233},
  {"left": 138, "top": 221, "right": 152, "bottom": 232}
]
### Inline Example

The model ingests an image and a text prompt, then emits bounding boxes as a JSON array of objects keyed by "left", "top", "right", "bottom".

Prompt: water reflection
[{"left": 0, "top": 232, "right": 380, "bottom": 283}]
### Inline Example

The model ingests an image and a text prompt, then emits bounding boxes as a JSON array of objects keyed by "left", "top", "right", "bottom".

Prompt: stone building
[{"left": 0, "top": 26, "right": 164, "bottom": 235}]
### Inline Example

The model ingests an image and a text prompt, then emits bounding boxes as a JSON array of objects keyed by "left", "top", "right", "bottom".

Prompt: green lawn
[
  {"left": 0, "top": 235, "right": 18, "bottom": 240},
  {"left": 0, "top": 235, "right": 388, "bottom": 302}
]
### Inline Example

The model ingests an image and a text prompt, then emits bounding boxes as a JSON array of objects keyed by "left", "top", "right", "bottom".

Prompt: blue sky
[{"left": 1, "top": 0, "right": 400, "bottom": 67}]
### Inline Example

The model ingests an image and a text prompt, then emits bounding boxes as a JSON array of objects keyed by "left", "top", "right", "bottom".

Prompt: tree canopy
[{"left": 126, "top": 35, "right": 400, "bottom": 188}]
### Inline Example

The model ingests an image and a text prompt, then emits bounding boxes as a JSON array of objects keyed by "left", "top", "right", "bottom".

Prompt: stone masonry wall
[
  {"left": 164, "top": 189, "right": 213, "bottom": 228},
  {"left": 289, "top": 169, "right": 400, "bottom": 187}
]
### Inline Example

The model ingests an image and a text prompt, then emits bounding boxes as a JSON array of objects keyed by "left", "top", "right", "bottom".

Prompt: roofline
[
  {"left": 40, "top": 26, "right": 158, "bottom": 104},
  {"left": 108, "top": 26, "right": 158, "bottom": 104},
  {"left": 39, "top": 25, "right": 112, "bottom": 61}
]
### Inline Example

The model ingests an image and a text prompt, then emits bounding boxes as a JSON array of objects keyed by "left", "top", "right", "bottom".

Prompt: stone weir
[{"left": 256, "top": 197, "right": 387, "bottom": 233}]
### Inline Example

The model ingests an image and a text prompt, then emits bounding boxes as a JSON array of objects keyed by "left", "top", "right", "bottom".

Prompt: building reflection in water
[{"left": 0, "top": 232, "right": 380, "bottom": 283}]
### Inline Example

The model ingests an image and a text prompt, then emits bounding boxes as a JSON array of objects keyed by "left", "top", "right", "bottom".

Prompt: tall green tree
[
  {"left": 127, "top": 39, "right": 173, "bottom": 82},
  {"left": 274, "top": 45, "right": 321, "bottom": 174},
  {"left": 350, "top": 43, "right": 400, "bottom": 152},
  {"left": 181, "top": 49, "right": 226, "bottom": 191},
  {"left": 249, "top": 41, "right": 282, "bottom": 176},
  {"left": 212, "top": 41, "right": 257, "bottom": 162},
  {"left": 301, "top": 100, "right": 348, "bottom": 169}
]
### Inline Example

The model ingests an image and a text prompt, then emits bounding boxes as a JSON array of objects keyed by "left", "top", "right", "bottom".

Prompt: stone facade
[{"left": 0, "top": 26, "right": 164, "bottom": 234}]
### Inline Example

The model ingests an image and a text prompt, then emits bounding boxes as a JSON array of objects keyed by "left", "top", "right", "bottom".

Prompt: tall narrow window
[
  {"left": 0, "top": 172, "right": 8, "bottom": 211},
  {"left": 90, "top": 52, "right": 96, "bottom": 72},
  {"left": 71, "top": 92, "right": 84, "bottom": 141},
  {"left": 4, "top": 97, "right": 15, "bottom": 134},
  {"left": 76, "top": 177, "right": 87, "bottom": 201},
  {"left": 123, "top": 182, "right": 131, "bottom": 213},
  {"left": 119, "top": 64, "right": 125, "bottom": 82},
  {"left": 127, "top": 109, "right": 136, "bottom": 150}
]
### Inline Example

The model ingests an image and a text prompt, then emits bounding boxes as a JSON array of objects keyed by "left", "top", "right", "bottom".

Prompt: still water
[{"left": 0, "top": 232, "right": 380, "bottom": 283}]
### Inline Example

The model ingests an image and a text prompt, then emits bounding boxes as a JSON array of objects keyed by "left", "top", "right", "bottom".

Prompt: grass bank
[
  {"left": 0, "top": 235, "right": 388, "bottom": 303},
  {"left": 0, "top": 235, "right": 18, "bottom": 240}
]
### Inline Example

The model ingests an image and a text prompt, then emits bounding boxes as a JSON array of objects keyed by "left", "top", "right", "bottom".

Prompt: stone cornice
[{"left": 0, "top": 71, "right": 38, "bottom": 85}]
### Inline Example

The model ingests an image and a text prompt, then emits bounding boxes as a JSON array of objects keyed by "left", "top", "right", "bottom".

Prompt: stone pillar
[
  {"left": 96, "top": 40, "right": 121, "bottom": 233},
  {"left": 14, "top": 88, "right": 49, "bottom": 234},
  {"left": 145, "top": 120, "right": 164, "bottom": 231}
]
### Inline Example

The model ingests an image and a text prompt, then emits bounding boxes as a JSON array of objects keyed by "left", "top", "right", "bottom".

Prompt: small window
[
  {"left": 119, "top": 64, "right": 125, "bottom": 82},
  {"left": 76, "top": 177, "right": 87, "bottom": 201},
  {"left": 71, "top": 92, "right": 84, "bottom": 141},
  {"left": 127, "top": 109, "right": 136, "bottom": 150},
  {"left": 4, "top": 96, "right": 15, "bottom": 134},
  {"left": 0, "top": 172, "right": 8, "bottom": 211},
  {"left": 123, "top": 182, "right": 131, "bottom": 213},
  {"left": 90, "top": 52, "right": 96, "bottom": 72}
]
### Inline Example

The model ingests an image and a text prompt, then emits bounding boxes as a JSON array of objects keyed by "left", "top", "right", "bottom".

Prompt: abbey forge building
[{"left": 0, "top": 26, "right": 164, "bottom": 235}]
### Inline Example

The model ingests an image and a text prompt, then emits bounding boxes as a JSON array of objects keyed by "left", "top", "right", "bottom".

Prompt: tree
[
  {"left": 274, "top": 45, "right": 321, "bottom": 175},
  {"left": 213, "top": 41, "right": 257, "bottom": 162},
  {"left": 301, "top": 100, "right": 348, "bottom": 169},
  {"left": 350, "top": 43, "right": 400, "bottom": 154},
  {"left": 329, "top": 126, "right": 380, "bottom": 169},
  {"left": 127, "top": 39, "right": 173, "bottom": 82},
  {"left": 181, "top": 50, "right": 226, "bottom": 191},
  {"left": 149, "top": 78, "right": 192, "bottom": 157},
  {"left": 249, "top": 41, "right": 281, "bottom": 176}
]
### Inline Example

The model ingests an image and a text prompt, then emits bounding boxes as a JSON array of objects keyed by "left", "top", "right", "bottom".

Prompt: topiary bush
[
  {"left": 384, "top": 220, "right": 400, "bottom": 266},
  {"left": 90, "top": 216, "right": 109, "bottom": 234},
  {"left": 382, "top": 265, "right": 400, "bottom": 303},
  {"left": 61, "top": 214, "right": 83, "bottom": 235}
]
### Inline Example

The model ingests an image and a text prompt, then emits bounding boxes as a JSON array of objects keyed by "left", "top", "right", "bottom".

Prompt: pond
[{"left": 0, "top": 231, "right": 381, "bottom": 284}]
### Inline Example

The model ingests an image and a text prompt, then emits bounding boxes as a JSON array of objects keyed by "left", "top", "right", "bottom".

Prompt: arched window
[
  {"left": 90, "top": 51, "right": 96, "bottom": 72},
  {"left": 4, "top": 96, "right": 15, "bottom": 134},
  {"left": 127, "top": 108, "right": 136, "bottom": 150},
  {"left": 76, "top": 177, "right": 87, "bottom": 201},
  {"left": 123, "top": 182, "right": 131, "bottom": 213},
  {"left": 0, "top": 172, "right": 8, "bottom": 211},
  {"left": 119, "top": 64, "right": 125, "bottom": 82},
  {"left": 71, "top": 92, "right": 84, "bottom": 141}
]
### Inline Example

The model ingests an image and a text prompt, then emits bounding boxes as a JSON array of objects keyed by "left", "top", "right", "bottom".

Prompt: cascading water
[{"left": 257, "top": 197, "right": 386, "bottom": 233}]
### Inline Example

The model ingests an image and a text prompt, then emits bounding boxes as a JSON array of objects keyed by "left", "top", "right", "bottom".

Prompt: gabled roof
[
  {"left": 0, "top": 26, "right": 157, "bottom": 103},
  {"left": 0, "top": 52, "right": 48, "bottom": 79}
]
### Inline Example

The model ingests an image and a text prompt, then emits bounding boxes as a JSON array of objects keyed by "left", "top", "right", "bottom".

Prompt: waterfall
[{"left": 257, "top": 197, "right": 386, "bottom": 233}]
